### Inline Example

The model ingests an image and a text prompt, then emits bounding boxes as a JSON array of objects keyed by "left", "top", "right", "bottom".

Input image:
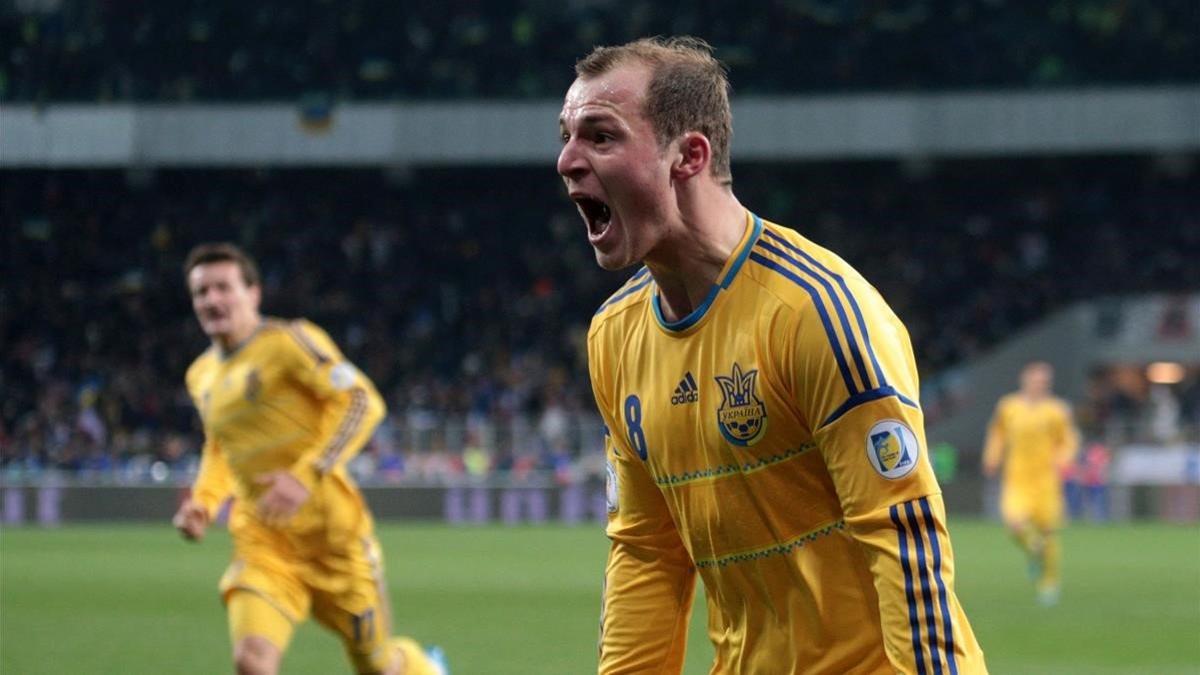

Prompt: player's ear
[
  {"left": 248, "top": 283, "right": 262, "bottom": 309},
  {"left": 670, "top": 132, "right": 711, "bottom": 181}
]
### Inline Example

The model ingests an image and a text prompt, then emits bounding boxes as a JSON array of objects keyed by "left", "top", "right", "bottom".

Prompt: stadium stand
[
  {"left": 3, "top": 157, "right": 1197, "bottom": 478},
  {"left": 2, "top": 0, "right": 1197, "bottom": 102},
  {"left": 2, "top": 1, "right": 1197, "bottom": 484}
]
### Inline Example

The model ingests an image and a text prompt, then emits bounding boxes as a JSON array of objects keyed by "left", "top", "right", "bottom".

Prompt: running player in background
[
  {"left": 172, "top": 243, "right": 446, "bottom": 675},
  {"left": 559, "top": 37, "right": 986, "bottom": 673},
  {"left": 984, "top": 361, "right": 1079, "bottom": 606}
]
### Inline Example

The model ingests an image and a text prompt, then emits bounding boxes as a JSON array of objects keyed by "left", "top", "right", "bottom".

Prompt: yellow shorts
[
  {"left": 219, "top": 525, "right": 394, "bottom": 673},
  {"left": 1000, "top": 485, "right": 1064, "bottom": 531}
]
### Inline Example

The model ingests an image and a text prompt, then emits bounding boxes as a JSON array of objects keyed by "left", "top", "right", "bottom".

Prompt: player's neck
[
  {"left": 214, "top": 315, "right": 263, "bottom": 354},
  {"left": 646, "top": 192, "right": 747, "bottom": 323},
  {"left": 1020, "top": 391, "right": 1048, "bottom": 403}
]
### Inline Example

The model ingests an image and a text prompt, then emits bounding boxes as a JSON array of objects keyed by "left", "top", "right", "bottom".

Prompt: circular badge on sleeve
[
  {"left": 329, "top": 362, "right": 357, "bottom": 390},
  {"left": 866, "top": 420, "right": 920, "bottom": 480},
  {"left": 605, "top": 460, "right": 619, "bottom": 513}
]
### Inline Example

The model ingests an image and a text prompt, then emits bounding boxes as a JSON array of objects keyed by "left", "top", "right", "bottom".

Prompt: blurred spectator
[
  {"left": 1157, "top": 295, "right": 1194, "bottom": 340},
  {"left": 1063, "top": 450, "right": 1083, "bottom": 520},
  {"left": 1080, "top": 441, "right": 1112, "bottom": 521},
  {"left": 1, "top": 156, "right": 1197, "bottom": 479},
  {"left": 1147, "top": 384, "right": 1182, "bottom": 444},
  {"left": 930, "top": 441, "right": 959, "bottom": 484},
  {"left": 1080, "top": 365, "right": 1200, "bottom": 446}
]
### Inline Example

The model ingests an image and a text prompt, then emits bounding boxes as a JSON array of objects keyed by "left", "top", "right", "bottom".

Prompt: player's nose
[{"left": 556, "top": 138, "right": 587, "bottom": 181}]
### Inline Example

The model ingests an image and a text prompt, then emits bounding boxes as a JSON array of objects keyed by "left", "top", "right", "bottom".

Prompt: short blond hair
[{"left": 576, "top": 36, "right": 733, "bottom": 184}]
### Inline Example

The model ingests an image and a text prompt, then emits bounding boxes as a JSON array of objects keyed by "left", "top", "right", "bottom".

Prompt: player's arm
[
  {"left": 192, "top": 437, "right": 235, "bottom": 515},
  {"left": 1053, "top": 401, "right": 1081, "bottom": 471},
  {"left": 981, "top": 402, "right": 1006, "bottom": 477},
  {"left": 786, "top": 283, "right": 986, "bottom": 674},
  {"left": 254, "top": 320, "right": 386, "bottom": 524},
  {"left": 174, "top": 436, "right": 234, "bottom": 541},
  {"left": 174, "top": 367, "right": 235, "bottom": 541},
  {"left": 590, "top": 334, "right": 696, "bottom": 674},
  {"left": 280, "top": 319, "right": 387, "bottom": 490}
]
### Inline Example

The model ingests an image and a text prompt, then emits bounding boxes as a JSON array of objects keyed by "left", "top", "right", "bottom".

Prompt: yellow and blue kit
[
  {"left": 186, "top": 318, "right": 392, "bottom": 668},
  {"left": 589, "top": 213, "right": 986, "bottom": 674},
  {"left": 984, "top": 394, "right": 1079, "bottom": 529}
]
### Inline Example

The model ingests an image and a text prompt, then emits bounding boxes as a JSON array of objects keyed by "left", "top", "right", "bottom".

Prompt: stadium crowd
[
  {"left": 3, "top": 0, "right": 1197, "bottom": 102},
  {"left": 2, "top": 157, "right": 1198, "bottom": 479}
]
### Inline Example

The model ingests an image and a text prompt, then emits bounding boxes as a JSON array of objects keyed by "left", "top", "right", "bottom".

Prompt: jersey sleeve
[
  {"left": 184, "top": 366, "right": 235, "bottom": 518},
  {"left": 785, "top": 276, "right": 986, "bottom": 674},
  {"left": 191, "top": 437, "right": 235, "bottom": 518},
  {"left": 590, "top": 329, "right": 696, "bottom": 675},
  {"left": 1054, "top": 401, "right": 1080, "bottom": 469},
  {"left": 278, "top": 320, "right": 387, "bottom": 491},
  {"left": 982, "top": 399, "right": 1008, "bottom": 475}
]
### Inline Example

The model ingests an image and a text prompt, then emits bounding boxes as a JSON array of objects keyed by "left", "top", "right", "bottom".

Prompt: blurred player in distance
[
  {"left": 983, "top": 361, "right": 1080, "bottom": 606},
  {"left": 172, "top": 243, "right": 446, "bottom": 675},
  {"left": 560, "top": 37, "right": 986, "bottom": 673}
]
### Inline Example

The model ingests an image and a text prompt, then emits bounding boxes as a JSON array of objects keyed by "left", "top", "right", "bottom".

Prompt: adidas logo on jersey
[{"left": 671, "top": 372, "right": 700, "bottom": 405}]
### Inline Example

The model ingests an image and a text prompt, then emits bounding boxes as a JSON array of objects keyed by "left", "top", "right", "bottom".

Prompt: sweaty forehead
[{"left": 560, "top": 64, "right": 652, "bottom": 125}]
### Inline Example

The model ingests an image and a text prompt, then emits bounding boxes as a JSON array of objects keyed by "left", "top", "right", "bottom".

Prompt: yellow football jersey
[
  {"left": 589, "top": 213, "right": 986, "bottom": 674},
  {"left": 186, "top": 318, "right": 385, "bottom": 539},
  {"left": 984, "top": 394, "right": 1078, "bottom": 490}
]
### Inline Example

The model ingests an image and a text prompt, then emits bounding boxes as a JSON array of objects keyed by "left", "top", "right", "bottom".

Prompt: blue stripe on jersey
[
  {"left": 749, "top": 252, "right": 858, "bottom": 395},
  {"left": 819, "top": 385, "right": 920, "bottom": 428},
  {"left": 756, "top": 238, "right": 872, "bottom": 393},
  {"left": 718, "top": 214, "right": 763, "bottom": 289},
  {"left": 891, "top": 504, "right": 928, "bottom": 675},
  {"left": 653, "top": 280, "right": 721, "bottom": 331},
  {"left": 905, "top": 501, "right": 945, "bottom": 675},
  {"left": 920, "top": 497, "right": 959, "bottom": 675},
  {"left": 594, "top": 267, "right": 652, "bottom": 316},
  {"left": 761, "top": 228, "right": 888, "bottom": 388},
  {"left": 654, "top": 213, "right": 763, "bottom": 332}
]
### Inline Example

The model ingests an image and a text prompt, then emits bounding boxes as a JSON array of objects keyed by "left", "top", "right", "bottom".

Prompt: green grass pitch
[{"left": 2, "top": 520, "right": 1198, "bottom": 673}]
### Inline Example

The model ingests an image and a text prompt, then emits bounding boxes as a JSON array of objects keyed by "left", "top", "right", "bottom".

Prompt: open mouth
[{"left": 573, "top": 196, "right": 612, "bottom": 236}]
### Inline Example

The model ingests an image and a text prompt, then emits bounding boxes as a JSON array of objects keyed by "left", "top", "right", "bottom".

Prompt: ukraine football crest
[
  {"left": 866, "top": 420, "right": 920, "bottom": 479},
  {"left": 243, "top": 368, "right": 261, "bottom": 402},
  {"left": 714, "top": 363, "right": 768, "bottom": 446}
]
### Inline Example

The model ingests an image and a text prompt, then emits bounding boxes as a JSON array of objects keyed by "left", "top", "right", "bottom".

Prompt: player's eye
[{"left": 560, "top": 131, "right": 570, "bottom": 145}]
